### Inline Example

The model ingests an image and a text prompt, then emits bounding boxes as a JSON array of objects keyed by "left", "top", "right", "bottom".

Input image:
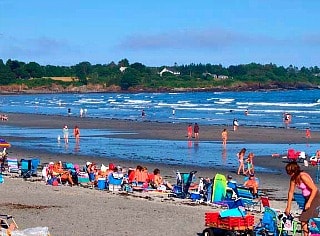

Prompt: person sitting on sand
[
  {"left": 52, "top": 162, "right": 74, "bottom": 186},
  {"left": 244, "top": 174, "right": 259, "bottom": 198},
  {"left": 86, "top": 162, "right": 97, "bottom": 183},
  {"left": 94, "top": 164, "right": 108, "bottom": 182},
  {"left": 152, "top": 168, "right": 173, "bottom": 190}
]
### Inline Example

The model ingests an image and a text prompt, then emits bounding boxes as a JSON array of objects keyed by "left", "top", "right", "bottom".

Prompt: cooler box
[
  {"left": 78, "top": 172, "right": 90, "bottom": 183},
  {"left": 97, "top": 178, "right": 106, "bottom": 190}
]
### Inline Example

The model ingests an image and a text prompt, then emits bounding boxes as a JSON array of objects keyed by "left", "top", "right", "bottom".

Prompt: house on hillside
[
  {"left": 119, "top": 66, "right": 127, "bottom": 73},
  {"left": 217, "top": 75, "right": 229, "bottom": 80},
  {"left": 159, "top": 67, "right": 181, "bottom": 77}
]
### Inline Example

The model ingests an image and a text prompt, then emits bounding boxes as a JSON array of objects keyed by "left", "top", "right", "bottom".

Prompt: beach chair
[
  {"left": 309, "top": 218, "right": 320, "bottom": 236},
  {"left": 287, "top": 149, "right": 300, "bottom": 162},
  {"left": 254, "top": 207, "right": 279, "bottom": 236},
  {"left": 7, "top": 158, "right": 19, "bottom": 174},
  {"left": 236, "top": 186, "right": 260, "bottom": 211},
  {"left": 31, "top": 158, "right": 40, "bottom": 176},
  {"left": 20, "top": 159, "right": 32, "bottom": 178},
  {"left": 20, "top": 158, "right": 40, "bottom": 178},
  {"left": 172, "top": 170, "right": 197, "bottom": 198},
  {"left": 0, "top": 214, "right": 18, "bottom": 231}
]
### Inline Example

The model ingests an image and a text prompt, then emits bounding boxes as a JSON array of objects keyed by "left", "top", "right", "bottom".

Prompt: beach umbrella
[{"left": 0, "top": 138, "right": 11, "bottom": 148}]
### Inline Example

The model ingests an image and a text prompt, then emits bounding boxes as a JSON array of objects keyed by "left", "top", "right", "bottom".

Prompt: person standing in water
[
  {"left": 221, "top": 128, "right": 228, "bottom": 147},
  {"left": 62, "top": 125, "right": 69, "bottom": 144},
  {"left": 194, "top": 123, "right": 200, "bottom": 140},
  {"left": 73, "top": 125, "right": 80, "bottom": 144},
  {"left": 237, "top": 148, "right": 246, "bottom": 175}
]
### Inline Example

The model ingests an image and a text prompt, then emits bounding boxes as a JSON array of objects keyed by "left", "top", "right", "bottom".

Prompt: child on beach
[
  {"left": 237, "top": 148, "right": 246, "bottom": 175},
  {"left": 244, "top": 152, "right": 254, "bottom": 175},
  {"left": 285, "top": 162, "right": 320, "bottom": 236}
]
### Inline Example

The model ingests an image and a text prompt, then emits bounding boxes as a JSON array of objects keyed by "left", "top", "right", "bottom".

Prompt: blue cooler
[
  {"left": 97, "top": 178, "right": 106, "bottom": 190},
  {"left": 0, "top": 174, "right": 3, "bottom": 184}
]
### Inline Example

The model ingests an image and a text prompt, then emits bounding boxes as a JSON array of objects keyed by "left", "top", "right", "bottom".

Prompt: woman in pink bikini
[{"left": 285, "top": 162, "right": 320, "bottom": 236}]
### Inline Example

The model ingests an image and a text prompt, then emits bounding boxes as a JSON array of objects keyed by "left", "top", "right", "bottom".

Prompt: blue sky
[{"left": 1, "top": 0, "right": 319, "bottom": 67}]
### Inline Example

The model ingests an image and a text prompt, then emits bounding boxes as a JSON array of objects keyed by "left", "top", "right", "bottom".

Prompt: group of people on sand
[
  {"left": 44, "top": 160, "right": 173, "bottom": 192},
  {"left": 187, "top": 123, "right": 200, "bottom": 140}
]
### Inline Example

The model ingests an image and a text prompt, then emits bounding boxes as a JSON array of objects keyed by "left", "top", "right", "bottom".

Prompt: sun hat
[{"left": 86, "top": 161, "right": 92, "bottom": 166}]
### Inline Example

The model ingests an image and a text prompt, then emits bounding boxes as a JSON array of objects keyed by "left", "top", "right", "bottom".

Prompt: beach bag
[{"left": 47, "top": 177, "right": 58, "bottom": 186}]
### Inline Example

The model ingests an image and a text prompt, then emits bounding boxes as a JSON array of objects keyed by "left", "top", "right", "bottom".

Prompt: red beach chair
[{"left": 287, "top": 149, "right": 300, "bottom": 162}]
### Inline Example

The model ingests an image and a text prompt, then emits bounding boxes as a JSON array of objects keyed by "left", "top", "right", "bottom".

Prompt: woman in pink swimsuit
[{"left": 285, "top": 162, "right": 320, "bottom": 236}]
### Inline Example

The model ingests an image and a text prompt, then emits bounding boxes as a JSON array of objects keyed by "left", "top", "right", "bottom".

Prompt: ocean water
[
  {"left": 0, "top": 90, "right": 319, "bottom": 172},
  {"left": 1, "top": 90, "right": 320, "bottom": 130}
]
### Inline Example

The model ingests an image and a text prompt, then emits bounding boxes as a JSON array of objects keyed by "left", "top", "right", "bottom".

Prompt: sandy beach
[{"left": 0, "top": 113, "right": 319, "bottom": 235}]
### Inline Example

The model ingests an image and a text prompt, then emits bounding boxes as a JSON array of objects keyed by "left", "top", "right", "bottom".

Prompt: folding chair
[
  {"left": 20, "top": 159, "right": 32, "bottom": 178},
  {"left": 173, "top": 170, "right": 197, "bottom": 198},
  {"left": 7, "top": 158, "right": 19, "bottom": 173},
  {"left": 236, "top": 186, "right": 260, "bottom": 211},
  {"left": 309, "top": 218, "right": 320, "bottom": 236},
  {"left": 0, "top": 214, "right": 18, "bottom": 230}
]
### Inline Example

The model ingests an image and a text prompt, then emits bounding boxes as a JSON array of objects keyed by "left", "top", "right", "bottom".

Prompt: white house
[
  {"left": 159, "top": 67, "right": 181, "bottom": 77},
  {"left": 119, "top": 66, "right": 127, "bottom": 73}
]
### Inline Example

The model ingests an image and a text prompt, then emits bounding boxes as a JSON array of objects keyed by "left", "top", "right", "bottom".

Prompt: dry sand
[{"left": 0, "top": 113, "right": 319, "bottom": 236}]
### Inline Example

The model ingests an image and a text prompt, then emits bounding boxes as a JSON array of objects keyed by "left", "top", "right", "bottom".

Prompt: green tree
[
  {"left": 120, "top": 68, "right": 140, "bottom": 90},
  {"left": 118, "top": 58, "right": 129, "bottom": 67},
  {"left": 74, "top": 61, "right": 92, "bottom": 85},
  {"left": 25, "top": 62, "right": 44, "bottom": 78},
  {"left": 0, "top": 60, "right": 16, "bottom": 84}
]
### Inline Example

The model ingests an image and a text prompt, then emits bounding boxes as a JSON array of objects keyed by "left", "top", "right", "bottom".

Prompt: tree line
[{"left": 1, "top": 58, "right": 320, "bottom": 91}]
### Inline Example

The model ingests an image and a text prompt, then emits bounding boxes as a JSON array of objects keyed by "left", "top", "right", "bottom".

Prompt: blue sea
[{"left": 1, "top": 90, "right": 320, "bottom": 172}]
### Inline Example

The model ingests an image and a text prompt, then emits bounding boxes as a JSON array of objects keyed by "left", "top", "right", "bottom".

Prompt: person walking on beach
[
  {"left": 80, "top": 108, "right": 84, "bottom": 118},
  {"left": 237, "top": 148, "right": 246, "bottom": 175},
  {"left": 244, "top": 152, "right": 254, "bottom": 175},
  {"left": 194, "top": 123, "right": 199, "bottom": 140},
  {"left": 283, "top": 112, "right": 291, "bottom": 129},
  {"left": 62, "top": 125, "right": 69, "bottom": 144},
  {"left": 306, "top": 127, "right": 311, "bottom": 139},
  {"left": 141, "top": 109, "right": 146, "bottom": 119},
  {"left": 233, "top": 118, "right": 239, "bottom": 131},
  {"left": 221, "top": 128, "right": 228, "bottom": 146},
  {"left": 187, "top": 124, "right": 193, "bottom": 139},
  {"left": 285, "top": 162, "right": 320, "bottom": 236},
  {"left": 73, "top": 125, "right": 80, "bottom": 144}
]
